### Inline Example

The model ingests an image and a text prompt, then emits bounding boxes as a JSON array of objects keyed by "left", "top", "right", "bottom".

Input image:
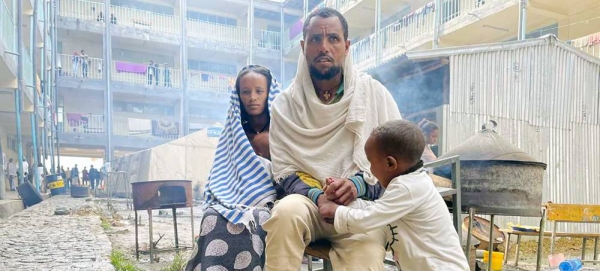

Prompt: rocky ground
[{"left": 0, "top": 196, "right": 114, "bottom": 271}]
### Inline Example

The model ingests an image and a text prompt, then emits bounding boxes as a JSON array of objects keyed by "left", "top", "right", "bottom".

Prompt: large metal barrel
[
  {"left": 70, "top": 185, "right": 90, "bottom": 198},
  {"left": 436, "top": 121, "right": 547, "bottom": 217},
  {"left": 46, "top": 174, "right": 66, "bottom": 196}
]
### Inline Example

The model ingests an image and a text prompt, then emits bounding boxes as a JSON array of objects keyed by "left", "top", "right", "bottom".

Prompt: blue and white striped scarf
[{"left": 203, "top": 71, "right": 281, "bottom": 226}]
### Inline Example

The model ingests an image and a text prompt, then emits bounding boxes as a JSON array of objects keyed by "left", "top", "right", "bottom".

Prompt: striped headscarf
[{"left": 203, "top": 65, "right": 281, "bottom": 227}]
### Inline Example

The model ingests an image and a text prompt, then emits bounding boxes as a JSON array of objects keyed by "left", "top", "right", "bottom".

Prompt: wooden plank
[
  {"left": 436, "top": 187, "right": 457, "bottom": 197},
  {"left": 501, "top": 229, "right": 600, "bottom": 238},
  {"left": 544, "top": 204, "right": 600, "bottom": 222}
]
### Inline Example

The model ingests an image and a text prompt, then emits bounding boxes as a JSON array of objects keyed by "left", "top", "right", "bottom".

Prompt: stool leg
[
  {"left": 135, "top": 210, "right": 139, "bottom": 260},
  {"left": 582, "top": 237, "right": 587, "bottom": 261},
  {"left": 550, "top": 221, "right": 557, "bottom": 256},
  {"left": 594, "top": 237, "right": 598, "bottom": 262},
  {"left": 307, "top": 255, "right": 313, "bottom": 271},
  {"left": 172, "top": 207, "right": 179, "bottom": 249},
  {"left": 515, "top": 235, "right": 521, "bottom": 266},
  {"left": 503, "top": 233, "right": 511, "bottom": 264},
  {"left": 535, "top": 208, "right": 546, "bottom": 271},
  {"left": 148, "top": 209, "right": 154, "bottom": 263}
]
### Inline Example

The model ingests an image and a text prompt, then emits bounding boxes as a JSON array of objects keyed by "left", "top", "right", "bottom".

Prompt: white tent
[{"left": 109, "top": 126, "right": 221, "bottom": 197}]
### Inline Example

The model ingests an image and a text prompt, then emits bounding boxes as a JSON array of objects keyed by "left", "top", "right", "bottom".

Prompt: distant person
[
  {"left": 82, "top": 166, "right": 89, "bottom": 186},
  {"left": 71, "top": 165, "right": 80, "bottom": 185},
  {"left": 147, "top": 60, "right": 154, "bottom": 85},
  {"left": 319, "top": 120, "right": 469, "bottom": 270},
  {"left": 110, "top": 13, "right": 117, "bottom": 24},
  {"left": 80, "top": 50, "right": 89, "bottom": 77},
  {"left": 418, "top": 119, "right": 439, "bottom": 172},
  {"left": 163, "top": 63, "right": 171, "bottom": 87},
  {"left": 8, "top": 158, "right": 17, "bottom": 191},
  {"left": 65, "top": 167, "right": 72, "bottom": 190},
  {"left": 89, "top": 165, "right": 98, "bottom": 190},
  {"left": 20, "top": 157, "right": 29, "bottom": 185}
]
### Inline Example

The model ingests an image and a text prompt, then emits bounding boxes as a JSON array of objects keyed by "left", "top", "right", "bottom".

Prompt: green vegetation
[
  {"left": 110, "top": 250, "right": 142, "bottom": 271},
  {"left": 160, "top": 253, "right": 186, "bottom": 271}
]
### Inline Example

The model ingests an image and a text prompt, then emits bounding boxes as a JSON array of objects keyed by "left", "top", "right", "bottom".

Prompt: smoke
[{"left": 371, "top": 58, "right": 446, "bottom": 124}]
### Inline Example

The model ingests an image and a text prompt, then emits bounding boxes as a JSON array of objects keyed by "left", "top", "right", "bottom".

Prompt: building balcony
[
  {"left": 1, "top": 0, "right": 18, "bottom": 80},
  {"left": 57, "top": 53, "right": 235, "bottom": 101},
  {"left": 59, "top": 113, "right": 179, "bottom": 150},
  {"left": 59, "top": 0, "right": 182, "bottom": 44},
  {"left": 255, "top": 30, "right": 282, "bottom": 59},
  {"left": 186, "top": 18, "right": 249, "bottom": 54}
]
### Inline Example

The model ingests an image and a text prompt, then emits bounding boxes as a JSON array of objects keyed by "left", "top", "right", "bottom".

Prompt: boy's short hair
[{"left": 371, "top": 120, "right": 426, "bottom": 163}]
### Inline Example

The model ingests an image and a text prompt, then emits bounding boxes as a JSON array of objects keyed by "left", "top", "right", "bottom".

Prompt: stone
[{"left": 54, "top": 207, "right": 71, "bottom": 215}]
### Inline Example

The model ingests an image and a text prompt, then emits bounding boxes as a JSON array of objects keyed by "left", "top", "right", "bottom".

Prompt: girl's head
[
  {"left": 418, "top": 118, "right": 439, "bottom": 145},
  {"left": 236, "top": 65, "right": 273, "bottom": 120}
]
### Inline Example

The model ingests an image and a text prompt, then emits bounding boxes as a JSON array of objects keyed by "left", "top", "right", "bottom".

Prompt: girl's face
[{"left": 239, "top": 71, "right": 269, "bottom": 116}]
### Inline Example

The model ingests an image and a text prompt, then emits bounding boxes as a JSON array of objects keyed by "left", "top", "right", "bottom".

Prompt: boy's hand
[
  {"left": 318, "top": 200, "right": 339, "bottom": 224},
  {"left": 324, "top": 177, "right": 357, "bottom": 206}
]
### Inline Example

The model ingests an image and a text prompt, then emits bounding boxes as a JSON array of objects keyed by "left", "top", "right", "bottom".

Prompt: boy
[{"left": 319, "top": 120, "right": 469, "bottom": 271}]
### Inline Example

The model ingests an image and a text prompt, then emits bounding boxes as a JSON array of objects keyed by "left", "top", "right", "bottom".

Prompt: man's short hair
[
  {"left": 371, "top": 120, "right": 426, "bottom": 163},
  {"left": 302, "top": 7, "right": 349, "bottom": 41}
]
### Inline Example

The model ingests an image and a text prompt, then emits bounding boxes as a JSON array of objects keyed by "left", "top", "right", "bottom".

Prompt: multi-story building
[
  {"left": 53, "top": 0, "right": 310, "bottom": 159},
  {"left": 1, "top": 0, "right": 49, "bottom": 181},
  {"left": 2, "top": 0, "right": 600, "bottom": 175}
]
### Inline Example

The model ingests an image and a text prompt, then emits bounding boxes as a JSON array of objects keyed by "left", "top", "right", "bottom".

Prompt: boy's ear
[{"left": 386, "top": 156, "right": 398, "bottom": 171}]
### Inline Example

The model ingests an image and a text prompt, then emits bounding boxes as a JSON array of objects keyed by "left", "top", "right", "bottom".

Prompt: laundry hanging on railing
[
  {"left": 115, "top": 61, "right": 147, "bottom": 74},
  {"left": 152, "top": 120, "right": 179, "bottom": 137}
]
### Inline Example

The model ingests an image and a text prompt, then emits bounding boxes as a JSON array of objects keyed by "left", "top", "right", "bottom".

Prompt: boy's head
[
  {"left": 365, "top": 120, "right": 425, "bottom": 187},
  {"left": 251, "top": 132, "right": 270, "bottom": 160}
]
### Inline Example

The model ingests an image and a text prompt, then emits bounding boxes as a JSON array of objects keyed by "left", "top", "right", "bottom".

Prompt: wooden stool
[{"left": 305, "top": 240, "right": 333, "bottom": 271}]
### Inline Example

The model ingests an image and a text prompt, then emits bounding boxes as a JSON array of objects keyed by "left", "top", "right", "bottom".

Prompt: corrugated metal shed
[{"left": 371, "top": 35, "right": 600, "bottom": 233}]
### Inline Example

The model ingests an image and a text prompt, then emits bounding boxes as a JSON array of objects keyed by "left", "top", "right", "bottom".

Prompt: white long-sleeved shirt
[{"left": 334, "top": 170, "right": 469, "bottom": 271}]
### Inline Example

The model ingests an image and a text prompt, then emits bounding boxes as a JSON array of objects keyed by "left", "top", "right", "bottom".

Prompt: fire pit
[{"left": 131, "top": 180, "right": 195, "bottom": 261}]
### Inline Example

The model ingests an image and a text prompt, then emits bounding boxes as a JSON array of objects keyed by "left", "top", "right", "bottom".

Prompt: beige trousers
[{"left": 263, "top": 194, "right": 387, "bottom": 271}]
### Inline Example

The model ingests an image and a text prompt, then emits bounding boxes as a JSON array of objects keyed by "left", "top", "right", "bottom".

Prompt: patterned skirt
[{"left": 185, "top": 207, "right": 271, "bottom": 271}]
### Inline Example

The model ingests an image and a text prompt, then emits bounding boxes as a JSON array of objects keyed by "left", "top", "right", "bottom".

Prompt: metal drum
[
  {"left": 46, "top": 174, "right": 66, "bottom": 196},
  {"left": 436, "top": 121, "right": 547, "bottom": 217}
]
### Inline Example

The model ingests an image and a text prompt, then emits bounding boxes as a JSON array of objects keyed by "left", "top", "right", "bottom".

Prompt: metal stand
[
  {"left": 134, "top": 206, "right": 195, "bottom": 262},
  {"left": 106, "top": 171, "right": 131, "bottom": 209}
]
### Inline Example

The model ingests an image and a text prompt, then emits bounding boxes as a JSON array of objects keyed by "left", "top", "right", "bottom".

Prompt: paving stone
[{"left": 0, "top": 196, "right": 115, "bottom": 271}]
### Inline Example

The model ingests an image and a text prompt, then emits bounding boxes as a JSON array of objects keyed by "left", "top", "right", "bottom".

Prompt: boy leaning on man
[{"left": 319, "top": 120, "right": 469, "bottom": 271}]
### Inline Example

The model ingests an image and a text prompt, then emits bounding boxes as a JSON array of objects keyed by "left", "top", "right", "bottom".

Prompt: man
[
  {"left": 265, "top": 7, "right": 401, "bottom": 271},
  {"left": 8, "top": 158, "right": 17, "bottom": 191},
  {"left": 71, "top": 165, "right": 80, "bottom": 185},
  {"left": 20, "top": 157, "right": 29, "bottom": 185}
]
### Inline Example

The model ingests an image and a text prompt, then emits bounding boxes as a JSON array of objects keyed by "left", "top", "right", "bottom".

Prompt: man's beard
[{"left": 309, "top": 64, "right": 342, "bottom": 81}]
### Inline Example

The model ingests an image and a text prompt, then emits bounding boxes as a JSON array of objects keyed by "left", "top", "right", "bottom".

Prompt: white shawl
[{"left": 270, "top": 51, "right": 401, "bottom": 185}]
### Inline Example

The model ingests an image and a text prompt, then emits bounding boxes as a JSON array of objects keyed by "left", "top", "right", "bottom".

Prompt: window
[{"left": 187, "top": 11, "right": 237, "bottom": 26}]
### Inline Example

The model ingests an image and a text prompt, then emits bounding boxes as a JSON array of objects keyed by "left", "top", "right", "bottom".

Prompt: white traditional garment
[
  {"left": 203, "top": 70, "right": 281, "bottom": 227},
  {"left": 270, "top": 51, "right": 401, "bottom": 185}
]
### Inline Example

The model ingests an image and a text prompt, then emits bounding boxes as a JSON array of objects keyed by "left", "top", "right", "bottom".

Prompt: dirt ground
[{"left": 93, "top": 197, "right": 600, "bottom": 271}]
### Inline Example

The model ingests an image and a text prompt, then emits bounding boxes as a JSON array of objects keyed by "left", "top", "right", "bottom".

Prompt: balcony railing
[
  {"left": 188, "top": 71, "right": 234, "bottom": 95},
  {"left": 187, "top": 19, "right": 248, "bottom": 46},
  {"left": 59, "top": 53, "right": 104, "bottom": 79},
  {"left": 112, "top": 60, "right": 182, "bottom": 88},
  {"left": 22, "top": 46, "right": 34, "bottom": 88},
  {"left": 59, "top": 0, "right": 104, "bottom": 21},
  {"left": 59, "top": 54, "right": 183, "bottom": 89},
  {"left": 352, "top": 0, "right": 490, "bottom": 68},
  {"left": 111, "top": 4, "right": 181, "bottom": 34},
  {"left": 59, "top": 0, "right": 180, "bottom": 35},
  {"left": 571, "top": 32, "right": 600, "bottom": 59},
  {"left": 256, "top": 30, "right": 281, "bottom": 51},
  {"left": 0, "top": 0, "right": 17, "bottom": 64},
  {"left": 63, "top": 113, "right": 180, "bottom": 140}
]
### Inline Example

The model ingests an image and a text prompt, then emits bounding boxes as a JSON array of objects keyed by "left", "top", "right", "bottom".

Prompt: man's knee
[{"left": 269, "top": 194, "right": 314, "bottom": 222}]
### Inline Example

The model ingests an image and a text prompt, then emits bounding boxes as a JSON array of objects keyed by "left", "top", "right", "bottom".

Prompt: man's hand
[
  {"left": 318, "top": 198, "right": 339, "bottom": 224},
  {"left": 323, "top": 177, "right": 357, "bottom": 206}
]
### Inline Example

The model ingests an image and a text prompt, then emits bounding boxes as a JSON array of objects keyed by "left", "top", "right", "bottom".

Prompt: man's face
[{"left": 301, "top": 16, "right": 350, "bottom": 81}]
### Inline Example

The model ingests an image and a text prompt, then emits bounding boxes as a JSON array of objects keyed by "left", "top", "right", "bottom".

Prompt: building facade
[{"left": 2, "top": 0, "right": 600, "bottom": 179}]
